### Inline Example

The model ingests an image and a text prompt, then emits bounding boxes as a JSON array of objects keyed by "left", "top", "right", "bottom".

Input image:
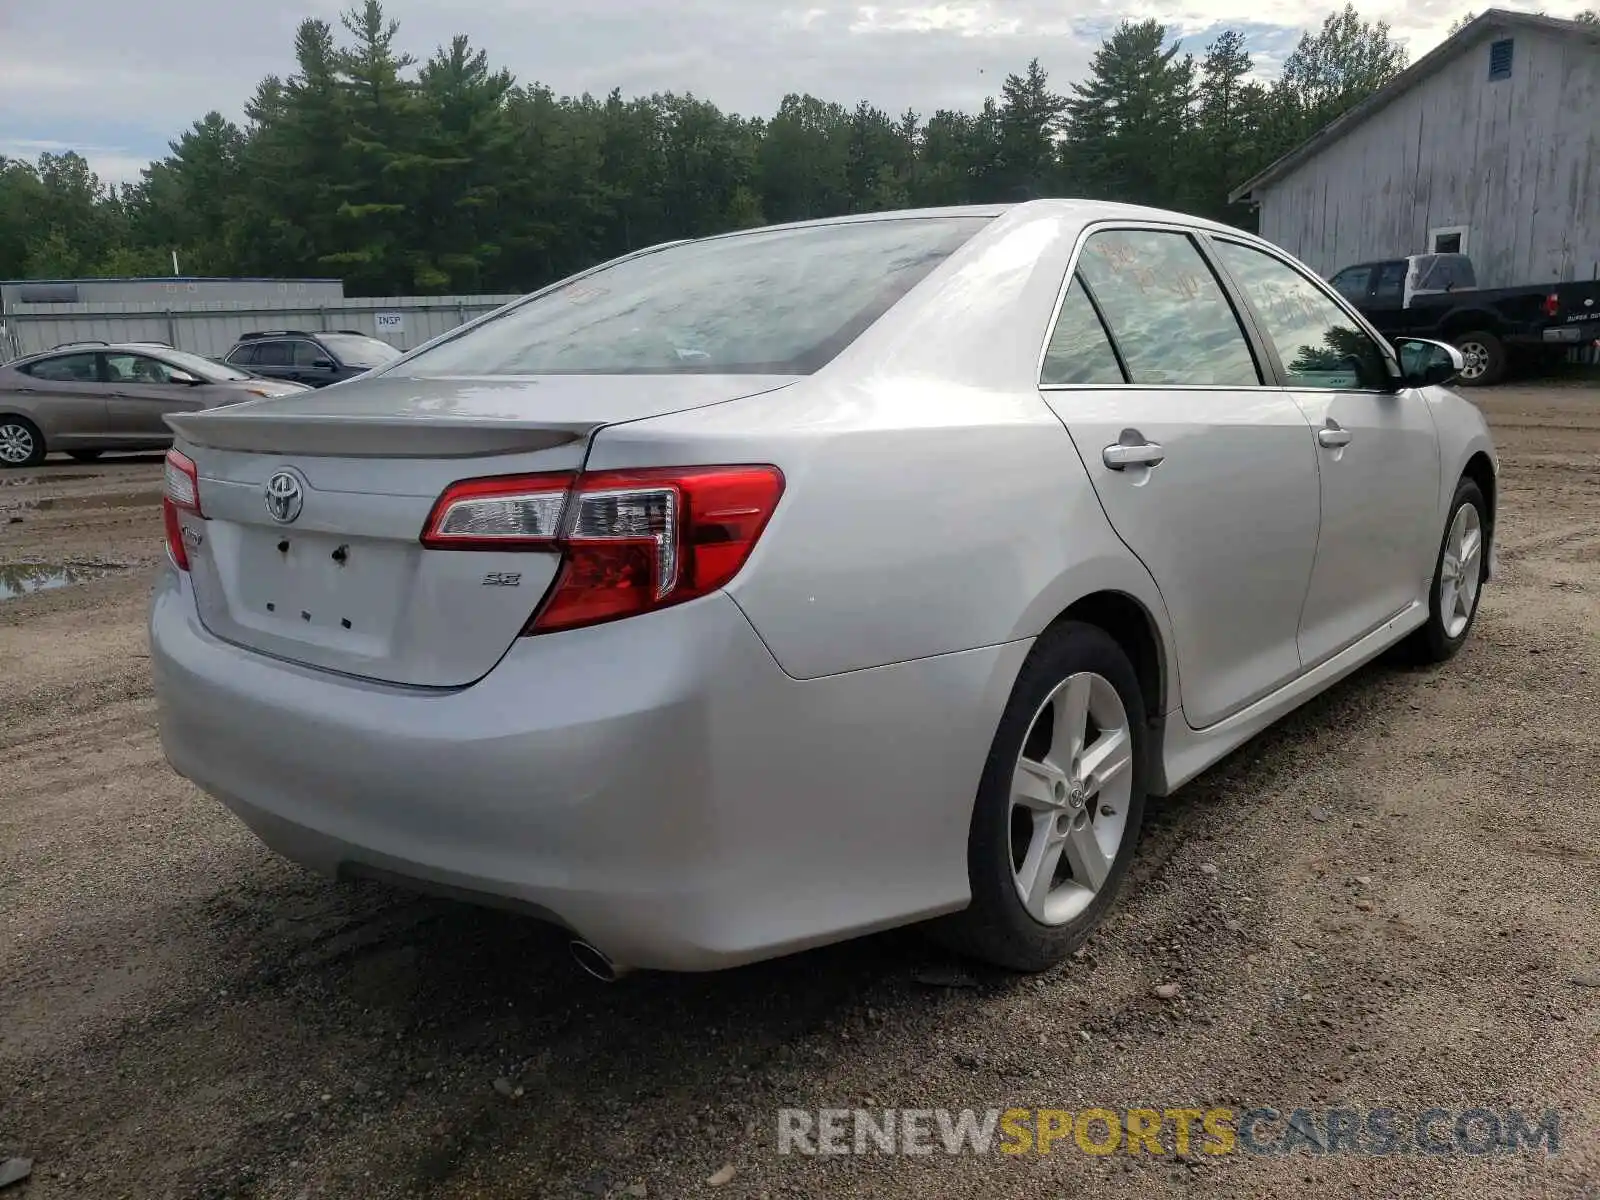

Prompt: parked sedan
[
  {"left": 149, "top": 201, "right": 1497, "bottom": 979},
  {"left": 0, "top": 344, "right": 309, "bottom": 467}
]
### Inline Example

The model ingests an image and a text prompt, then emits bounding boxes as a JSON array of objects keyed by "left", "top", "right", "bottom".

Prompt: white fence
[{"left": 0, "top": 293, "right": 523, "bottom": 362}]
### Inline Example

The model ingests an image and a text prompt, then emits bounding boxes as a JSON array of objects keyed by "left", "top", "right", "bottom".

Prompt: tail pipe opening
[{"left": 570, "top": 939, "right": 630, "bottom": 983}]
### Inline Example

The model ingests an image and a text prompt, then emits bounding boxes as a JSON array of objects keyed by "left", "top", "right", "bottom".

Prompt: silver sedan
[{"left": 148, "top": 201, "right": 1497, "bottom": 978}]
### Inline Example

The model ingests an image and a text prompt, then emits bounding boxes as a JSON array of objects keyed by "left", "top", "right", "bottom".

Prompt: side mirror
[
  {"left": 1394, "top": 337, "right": 1464, "bottom": 388},
  {"left": 314, "top": 358, "right": 337, "bottom": 371},
  {"left": 169, "top": 370, "right": 202, "bottom": 385}
]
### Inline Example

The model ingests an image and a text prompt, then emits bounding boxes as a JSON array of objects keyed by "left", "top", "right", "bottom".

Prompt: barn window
[{"left": 1488, "top": 38, "right": 1514, "bottom": 80}]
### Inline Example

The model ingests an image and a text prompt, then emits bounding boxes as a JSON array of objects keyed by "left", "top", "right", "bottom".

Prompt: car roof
[
  {"left": 10, "top": 342, "right": 193, "bottom": 362},
  {"left": 230, "top": 330, "right": 372, "bottom": 343},
  {"left": 665, "top": 198, "right": 1260, "bottom": 246}
]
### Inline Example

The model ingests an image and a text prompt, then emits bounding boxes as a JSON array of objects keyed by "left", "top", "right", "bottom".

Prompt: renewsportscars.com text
[{"left": 776, "top": 1106, "right": 1564, "bottom": 1158}]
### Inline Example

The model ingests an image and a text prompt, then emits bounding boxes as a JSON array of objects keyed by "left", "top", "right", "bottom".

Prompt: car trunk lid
[{"left": 166, "top": 374, "right": 797, "bottom": 687}]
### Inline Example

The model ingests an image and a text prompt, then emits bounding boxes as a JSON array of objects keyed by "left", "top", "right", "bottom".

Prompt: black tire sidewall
[
  {"left": 1421, "top": 478, "right": 1488, "bottom": 660},
  {"left": 0, "top": 416, "right": 45, "bottom": 468},
  {"left": 1455, "top": 330, "right": 1506, "bottom": 387},
  {"left": 954, "top": 621, "right": 1149, "bottom": 972}
]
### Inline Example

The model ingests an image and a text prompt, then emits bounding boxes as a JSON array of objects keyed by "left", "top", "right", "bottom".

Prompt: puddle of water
[{"left": 0, "top": 560, "right": 130, "bottom": 601}]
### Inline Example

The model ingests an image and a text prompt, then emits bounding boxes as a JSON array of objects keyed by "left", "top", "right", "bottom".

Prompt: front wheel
[
  {"left": 1402, "top": 477, "right": 1488, "bottom": 664},
  {"left": 1452, "top": 330, "right": 1506, "bottom": 387},
  {"left": 0, "top": 417, "right": 45, "bottom": 468},
  {"left": 936, "top": 622, "right": 1148, "bottom": 972}
]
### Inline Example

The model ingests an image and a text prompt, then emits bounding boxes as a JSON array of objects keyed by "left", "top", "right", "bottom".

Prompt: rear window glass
[
  {"left": 394, "top": 216, "right": 992, "bottom": 377},
  {"left": 1416, "top": 255, "right": 1477, "bottom": 291}
]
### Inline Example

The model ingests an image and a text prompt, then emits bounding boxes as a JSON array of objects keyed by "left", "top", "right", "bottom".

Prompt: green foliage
[
  {"left": 1269, "top": 4, "right": 1409, "bottom": 148},
  {"left": 1063, "top": 20, "right": 1196, "bottom": 208},
  {"left": 0, "top": 1, "right": 1415, "bottom": 293}
]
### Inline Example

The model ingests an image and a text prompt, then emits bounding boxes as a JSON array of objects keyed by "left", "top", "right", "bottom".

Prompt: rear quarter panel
[{"left": 584, "top": 205, "right": 1180, "bottom": 692}]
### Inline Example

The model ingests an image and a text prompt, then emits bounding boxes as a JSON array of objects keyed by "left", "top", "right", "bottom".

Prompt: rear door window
[
  {"left": 1040, "top": 279, "right": 1126, "bottom": 385},
  {"left": 252, "top": 341, "right": 292, "bottom": 367},
  {"left": 1075, "top": 229, "right": 1261, "bottom": 387},
  {"left": 21, "top": 353, "right": 101, "bottom": 383}
]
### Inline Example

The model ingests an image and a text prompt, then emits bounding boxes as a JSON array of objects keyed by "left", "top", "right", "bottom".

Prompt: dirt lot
[{"left": 2, "top": 384, "right": 1598, "bottom": 1200}]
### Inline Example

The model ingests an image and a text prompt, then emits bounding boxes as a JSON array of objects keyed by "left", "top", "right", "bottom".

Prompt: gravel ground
[{"left": 2, "top": 385, "right": 1597, "bottom": 1200}]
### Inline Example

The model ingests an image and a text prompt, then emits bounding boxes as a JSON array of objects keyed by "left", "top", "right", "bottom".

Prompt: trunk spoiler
[{"left": 165, "top": 409, "right": 597, "bottom": 459}]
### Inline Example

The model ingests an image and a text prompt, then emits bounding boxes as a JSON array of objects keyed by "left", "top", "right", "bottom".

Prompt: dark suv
[{"left": 222, "top": 330, "right": 402, "bottom": 388}]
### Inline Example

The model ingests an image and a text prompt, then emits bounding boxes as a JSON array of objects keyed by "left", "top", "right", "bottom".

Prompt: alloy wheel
[
  {"left": 1009, "top": 671, "right": 1134, "bottom": 926},
  {"left": 0, "top": 422, "right": 36, "bottom": 465},
  {"left": 1457, "top": 342, "right": 1489, "bottom": 382},
  {"left": 1439, "top": 501, "right": 1484, "bottom": 639}
]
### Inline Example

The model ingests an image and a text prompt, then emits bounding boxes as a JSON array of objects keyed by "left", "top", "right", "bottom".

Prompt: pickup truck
[{"left": 1328, "top": 253, "right": 1600, "bottom": 386}]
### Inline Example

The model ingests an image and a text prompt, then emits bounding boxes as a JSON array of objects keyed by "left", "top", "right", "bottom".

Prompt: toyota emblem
[{"left": 264, "top": 470, "right": 305, "bottom": 524}]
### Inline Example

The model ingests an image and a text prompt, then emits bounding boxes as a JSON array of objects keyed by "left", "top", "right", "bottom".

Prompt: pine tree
[
  {"left": 1062, "top": 20, "right": 1195, "bottom": 209},
  {"left": 996, "top": 59, "right": 1067, "bottom": 201},
  {"left": 412, "top": 35, "right": 516, "bottom": 290},
  {"left": 1188, "top": 30, "right": 1254, "bottom": 220},
  {"left": 326, "top": 0, "right": 422, "bottom": 292}
]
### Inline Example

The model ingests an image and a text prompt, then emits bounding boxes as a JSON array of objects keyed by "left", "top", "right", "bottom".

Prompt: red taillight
[
  {"left": 1544, "top": 292, "right": 1560, "bottom": 318},
  {"left": 420, "top": 464, "right": 785, "bottom": 634},
  {"left": 162, "top": 449, "right": 202, "bottom": 571}
]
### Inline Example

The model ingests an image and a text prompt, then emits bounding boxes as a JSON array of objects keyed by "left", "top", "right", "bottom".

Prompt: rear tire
[
  {"left": 1401, "top": 477, "right": 1488, "bottom": 664},
  {"left": 935, "top": 621, "right": 1148, "bottom": 972},
  {"left": 0, "top": 416, "right": 45, "bottom": 468},
  {"left": 68, "top": 450, "right": 104, "bottom": 463},
  {"left": 1452, "top": 330, "right": 1506, "bottom": 387}
]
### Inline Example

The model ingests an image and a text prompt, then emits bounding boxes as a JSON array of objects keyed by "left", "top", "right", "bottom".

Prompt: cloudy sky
[{"left": 0, "top": 0, "right": 1583, "bottom": 186}]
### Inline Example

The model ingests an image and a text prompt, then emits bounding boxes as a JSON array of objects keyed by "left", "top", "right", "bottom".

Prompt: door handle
[
  {"left": 1317, "top": 421, "right": 1352, "bottom": 449},
  {"left": 1102, "top": 436, "right": 1166, "bottom": 471}
]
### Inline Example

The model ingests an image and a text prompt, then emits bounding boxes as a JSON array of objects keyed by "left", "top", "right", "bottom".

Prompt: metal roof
[{"left": 1230, "top": 9, "right": 1600, "bottom": 204}]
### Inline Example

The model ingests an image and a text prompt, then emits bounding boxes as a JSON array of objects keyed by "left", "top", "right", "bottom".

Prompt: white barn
[{"left": 1231, "top": 10, "right": 1600, "bottom": 288}]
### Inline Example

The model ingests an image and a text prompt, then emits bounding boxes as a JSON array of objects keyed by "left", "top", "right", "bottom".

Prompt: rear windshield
[
  {"left": 320, "top": 334, "right": 402, "bottom": 368},
  {"left": 1414, "top": 254, "right": 1477, "bottom": 291},
  {"left": 393, "top": 215, "right": 992, "bottom": 377}
]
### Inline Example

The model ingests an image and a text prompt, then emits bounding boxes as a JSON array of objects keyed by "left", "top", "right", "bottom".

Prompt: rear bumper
[
  {"left": 1537, "top": 325, "right": 1597, "bottom": 345},
  {"left": 150, "top": 568, "right": 1027, "bottom": 971}
]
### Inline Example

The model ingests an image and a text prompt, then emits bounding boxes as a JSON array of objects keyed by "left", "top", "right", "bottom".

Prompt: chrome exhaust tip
[{"left": 570, "top": 939, "right": 629, "bottom": 982}]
